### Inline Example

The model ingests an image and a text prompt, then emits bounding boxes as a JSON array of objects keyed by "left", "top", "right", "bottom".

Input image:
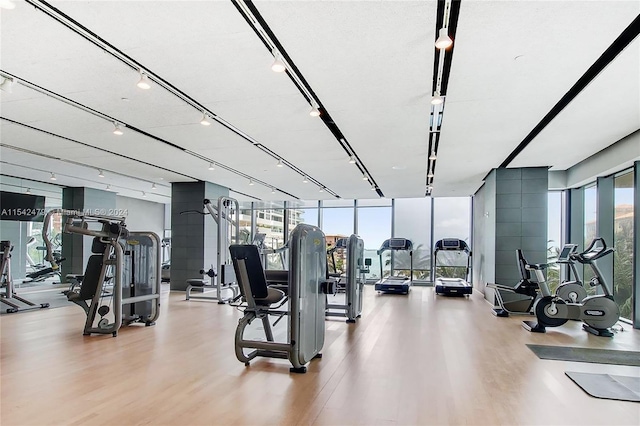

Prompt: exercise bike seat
[{"left": 254, "top": 287, "right": 285, "bottom": 306}]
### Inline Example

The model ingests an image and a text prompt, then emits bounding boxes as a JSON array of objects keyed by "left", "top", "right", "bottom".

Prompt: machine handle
[{"left": 572, "top": 237, "right": 614, "bottom": 263}]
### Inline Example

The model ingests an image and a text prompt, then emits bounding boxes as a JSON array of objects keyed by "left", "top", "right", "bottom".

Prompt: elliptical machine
[{"left": 522, "top": 238, "right": 620, "bottom": 337}]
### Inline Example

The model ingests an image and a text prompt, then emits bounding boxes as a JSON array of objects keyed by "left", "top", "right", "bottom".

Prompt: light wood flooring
[{"left": 1, "top": 285, "right": 639, "bottom": 426}]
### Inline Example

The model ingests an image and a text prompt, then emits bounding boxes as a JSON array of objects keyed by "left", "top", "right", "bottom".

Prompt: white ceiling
[{"left": 1, "top": 1, "right": 638, "bottom": 204}]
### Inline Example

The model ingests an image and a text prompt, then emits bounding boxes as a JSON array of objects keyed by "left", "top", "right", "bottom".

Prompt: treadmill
[
  {"left": 434, "top": 239, "right": 473, "bottom": 296},
  {"left": 374, "top": 238, "right": 413, "bottom": 294}
]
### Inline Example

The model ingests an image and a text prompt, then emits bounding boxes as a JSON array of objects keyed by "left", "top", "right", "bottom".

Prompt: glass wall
[
  {"left": 321, "top": 200, "right": 355, "bottom": 245},
  {"left": 547, "top": 191, "right": 564, "bottom": 293},
  {"left": 433, "top": 197, "right": 472, "bottom": 281},
  {"left": 614, "top": 170, "right": 634, "bottom": 321},
  {"left": 583, "top": 184, "right": 597, "bottom": 295},
  {"left": 394, "top": 198, "right": 432, "bottom": 282},
  {"left": 356, "top": 202, "right": 392, "bottom": 281}
]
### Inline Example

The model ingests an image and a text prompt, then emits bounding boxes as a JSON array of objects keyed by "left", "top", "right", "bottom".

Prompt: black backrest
[
  {"left": 77, "top": 238, "right": 108, "bottom": 301},
  {"left": 516, "top": 249, "right": 531, "bottom": 281},
  {"left": 229, "top": 245, "right": 268, "bottom": 299}
]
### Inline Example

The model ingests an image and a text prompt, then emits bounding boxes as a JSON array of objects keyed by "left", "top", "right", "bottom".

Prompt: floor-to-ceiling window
[
  {"left": 253, "top": 202, "right": 285, "bottom": 269},
  {"left": 614, "top": 170, "right": 634, "bottom": 321},
  {"left": 356, "top": 199, "right": 392, "bottom": 281},
  {"left": 321, "top": 200, "right": 355, "bottom": 241},
  {"left": 394, "top": 198, "right": 432, "bottom": 283},
  {"left": 547, "top": 191, "right": 564, "bottom": 293},
  {"left": 433, "top": 197, "right": 472, "bottom": 282},
  {"left": 584, "top": 184, "right": 598, "bottom": 295}
]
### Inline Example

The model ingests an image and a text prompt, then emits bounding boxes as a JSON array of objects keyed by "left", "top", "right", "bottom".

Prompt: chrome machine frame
[
  {"left": 326, "top": 234, "right": 365, "bottom": 323},
  {"left": 43, "top": 210, "right": 160, "bottom": 336},
  {"left": 186, "top": 196, "right": 241, "bottom": 303},
  {"left": 230, "top": 223, "right": 331, "bottom": 373}
]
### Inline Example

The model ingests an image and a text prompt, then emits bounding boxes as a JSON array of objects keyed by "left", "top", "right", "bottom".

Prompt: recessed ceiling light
[
  {"left": 121, "top": 97, "right": 130, "bottom": 102},
  {"left": 391, "top": 165, "right": 406, "bottom": 170}
]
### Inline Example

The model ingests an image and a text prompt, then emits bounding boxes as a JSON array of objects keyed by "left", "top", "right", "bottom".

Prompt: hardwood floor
[{"left": 2, "top": 285, "right": 639, "bottom": 425}]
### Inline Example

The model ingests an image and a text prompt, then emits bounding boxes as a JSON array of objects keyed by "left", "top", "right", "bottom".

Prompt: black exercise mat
[
  {"left": 565, "top": 372, "right": 640, "bottom": 402},
  {"left": 527, "top": 344, "right": 640, "bottom": 367}
]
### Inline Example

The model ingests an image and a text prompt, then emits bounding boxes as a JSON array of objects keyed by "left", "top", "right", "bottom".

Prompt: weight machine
[
  {"left": 185, "top": 197, "right": 240, "bottom": 303},
  {"left": 43, "top": 210, "right": 160, "bottom": 336}
]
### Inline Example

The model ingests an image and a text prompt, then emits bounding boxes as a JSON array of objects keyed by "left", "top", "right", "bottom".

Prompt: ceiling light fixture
[
  {"left": 271, "top": 187, "right": 276, "bottom": 194},
  {"left": 428, "top": 170, "right": 434, "bottom": 178},
  {"left": 151, "top": 183, "right": 157, "bottom": 190},
  {"left": 142, "top": 191, "right": 147, "bottom": 197},
  {"left": 271, "top": 49, "right": 286, "bottom": 73},
  {"left": 429, "top": 151, "right": 437, "bottom": 161},
  {"left": 362, "top": 173, "right": 368, "bottom": 181},
  {"left": 25, "top": 188, "right": 31, "bottom": 194},
  {"left": 113, "top": 122, "right": 123, "bottom": 135},
  {"left": 435, "top": 28, "right": 453, "bottom": 49},
  {"left": 200, "top": 112, "right": 211, "bottom": 126},
  {"left": 106, "top": 185, "right": 111, "bottom": 190},
  {"left": 0, "top": 0, "right": 16, "bottom": 10},
  {"left": 371, "top": 185, "right": 376, "bottom": 191},
  {"left": 348, "top": 155, "right": 356, "bottom": 164},
  {"left": 309, "top": 101, "right": 320, "bottom": 117},
  {"left": 137, "top": 70, "right": 151, "bottom": 90},
  {"left": 0, "top": 76, "right": 14, "bottom": 93},
  {"left": 50, "top": 173, "right": 57, "bottom": 181},
  {"left": 276, "top": 159, "right": 284, "bottom": 168},
  {"left": 249, "top": 179, "right": 254, "bottom": 186},
  {"left": 319, "top": 187, "right": 324, "bottom": 193},
  {"left": 431, "top": 92, "right": 444, "bottom": 105},
  {"left": 208, "top": 162, "right": 215, "bottom": 171},
  {"left": 98, "top": 169, "right": 105, "bottom": 178},
  {"left": 302, "top": 176, "right": 309, "bottom": 183}
]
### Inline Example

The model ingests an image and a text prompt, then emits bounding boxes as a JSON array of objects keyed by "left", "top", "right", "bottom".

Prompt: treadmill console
[{"left": 389, "top": 238, "right": 407, "bottom": 248}]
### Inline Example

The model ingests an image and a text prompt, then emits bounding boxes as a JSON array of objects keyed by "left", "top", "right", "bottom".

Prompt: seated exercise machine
[
  {"left": 489, "top": 244, "right": 583, "bottom": 317},
  {"left": 229, "top": 223, "right": 334, "bottom": 373},
  {"left": 1, "top": 240, "right": 50, "bottom": 313},
  {"left": 326, "top": 235, "right": 366, "bottom": 323},
  {"left": 375, "top": 238, "right": 413, "bottom": 294},
  {"left": 186, "top": 197, "right": 240, "bottom": 303},
  {"left": 43, "top": 210, "right": 161, "bottom": 336},
  {"left": 434, "top": 239, "right": 473, "bottom": 296},
  {"left": 522, "top": 238, "right": 620, "bottom": 337}
]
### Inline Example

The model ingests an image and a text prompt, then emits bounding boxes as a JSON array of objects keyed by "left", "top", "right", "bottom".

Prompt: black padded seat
[
  {"left": 229, "top": 245, "right": 286, "bottom": 307},
  {"left": 186, "top": 279, "right": 206, "bottom": 287},
  {"left": 255, "top": 287, "right": 285, "bottom": 306},
  {"left": 66, "top": 238, "right": 107, "bottom": 302}
]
